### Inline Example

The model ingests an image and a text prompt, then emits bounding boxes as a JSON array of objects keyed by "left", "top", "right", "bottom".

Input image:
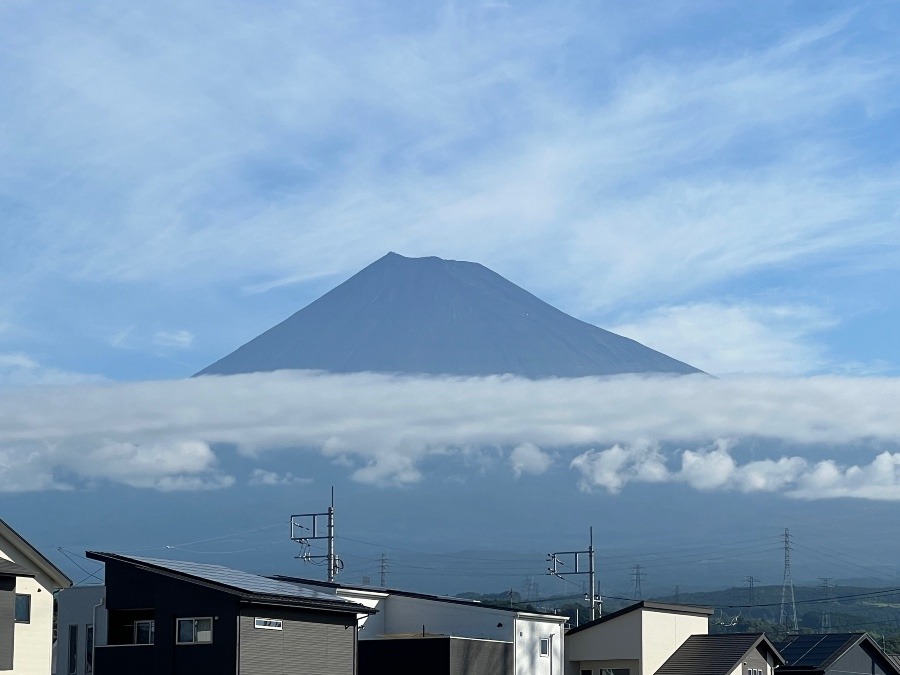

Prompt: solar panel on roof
[{"left": 126, "top": 555, "right": 340, "bottom": 602}]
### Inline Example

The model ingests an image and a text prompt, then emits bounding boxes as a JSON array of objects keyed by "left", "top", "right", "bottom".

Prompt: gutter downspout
[{"left": 91, "top": 594, "right": 104, "bottom": 674}]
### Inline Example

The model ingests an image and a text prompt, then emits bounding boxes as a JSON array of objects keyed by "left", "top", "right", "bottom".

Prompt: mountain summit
[{"left": 196, "top": 253, "right": 701, "bottom": 378}]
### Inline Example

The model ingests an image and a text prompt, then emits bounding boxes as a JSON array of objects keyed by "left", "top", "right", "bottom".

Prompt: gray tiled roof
[{"left": 655, "top": 633, "right": 775, "bottom": 675}]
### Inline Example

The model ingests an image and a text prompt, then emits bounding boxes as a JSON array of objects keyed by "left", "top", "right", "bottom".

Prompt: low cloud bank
[{"left": 1, "top": 371, "right": 899, "bottom": 497}]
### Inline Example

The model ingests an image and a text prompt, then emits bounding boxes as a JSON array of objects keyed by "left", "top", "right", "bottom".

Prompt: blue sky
[{"left": 2, "top": 1, "right": 900, "bottom": 590}]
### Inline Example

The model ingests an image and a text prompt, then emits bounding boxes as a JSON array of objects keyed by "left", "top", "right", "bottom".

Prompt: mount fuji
[{"left": 196, "top": 253, "right": 700, "bottom": 378}]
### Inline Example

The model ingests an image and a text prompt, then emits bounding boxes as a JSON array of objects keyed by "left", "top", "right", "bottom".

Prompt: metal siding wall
[
  {"left": 450, "top": 639, "right": 514, "bottom": 675},
  {"left": 832, "top": 645, "right": 877, "bottom": 675},
  {"left": 0, "top": 585, "right": 14, "bottom": 671},
  {"left": 238, "top": 608, "right": 356, "bottom": 675}
]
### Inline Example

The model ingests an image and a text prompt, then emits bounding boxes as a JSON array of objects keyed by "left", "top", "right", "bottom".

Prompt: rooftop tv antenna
[{"left": 291, "top": 487, "right": 342, "bottom": 582}]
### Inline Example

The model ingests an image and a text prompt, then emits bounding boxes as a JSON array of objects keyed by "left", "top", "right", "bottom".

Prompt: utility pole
[
  {"left": 779, "top": 528, "right": 798, "bottom": 631},
  {"left": 745, "top": 576, "right": 758, "bottom": 605},
  {"left": 631, "top": 564, "right": 644, "bottom": 600},
  {"left": 290, "top": 487, "right": 342, "bottom": 582},
  {"left": 819, "top": 578, "right": 833, "bottom": 631},
  {"left": 548, "top": 527, "right": 601, "bottom": 620},
  {"left": 379, "top": 554, "right": 389, "bottom": 587},
  {"left": 674, "top": 585, "right": 681, "bottom": 604}
]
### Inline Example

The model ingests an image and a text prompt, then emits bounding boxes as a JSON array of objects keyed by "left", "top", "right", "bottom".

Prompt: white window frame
[
  {"left": 540, "top": 637, "right": 550, "bottom": 657},
  {"left": 176, "top": 617, "right": 214, "bottom": 645},
  {"left": 254, "top": 618, "right": 284, "bottom": 630},
  {"left": 133, "top": 619, "right": 155, "bottom": 645}
]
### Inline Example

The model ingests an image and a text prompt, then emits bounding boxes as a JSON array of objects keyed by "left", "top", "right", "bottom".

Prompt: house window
[
  {"left": 582, "top": 670, "right": 593, "bottom": 675},
  {"left": 86, "top": 624, "right": 94, "bottom": 674},
  {"left": 14, "top": 594, "right": 30, "bottom": 622},
  {"left": 68, "top": 625, "right": 78, "bottom": 675},
  {"left": 540, "top": 638, "right": 550, "bottom": 656},
  {"left": 176, "top": 617, "right": 213, "bottom": 644},
  {"left": 254, "top": 618, "right": 283, "bottom": 630},
  {"left": 134, "top": 619, "right": 155, "bottom": 645},
  {"left": 602, "top": 670, "right": 630, "bottom": 675}
]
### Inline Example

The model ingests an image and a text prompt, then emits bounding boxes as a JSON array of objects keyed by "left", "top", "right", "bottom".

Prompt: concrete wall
[
  {"left": 0, "top": 536, "right": 59, "bottom": 675},
  {"left": 55, "top": 586, "right": 107, "bottom": 675}
]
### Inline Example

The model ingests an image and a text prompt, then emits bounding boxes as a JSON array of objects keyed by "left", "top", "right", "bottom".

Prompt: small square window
[
  {"left": 176, "top": 617, "right": 213, "bottom": 644},
  {"left": 540, "top": 637, "right": 550, "bottom": 656},
  {"left": 14, "top": 594, "right": 30, "bottom": 623}
]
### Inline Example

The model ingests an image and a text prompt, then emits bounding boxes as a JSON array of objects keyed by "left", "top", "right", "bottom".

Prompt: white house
[
  {"left": 564, "top": 601, "right": 713, "bottom": 675},
  {"left": 275, "top": 577, "right": 567, "bottom": 675},
  {"left": 0, "top": 518, "right": 72, "bottom": 674}
]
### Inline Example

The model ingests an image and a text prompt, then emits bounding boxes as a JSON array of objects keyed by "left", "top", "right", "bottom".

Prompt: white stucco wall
[
  {"left": 566, "top": 607, "right": 643, "bottom": 663},
  {"left": 515, "top": 616, "right": 565, "bottom": 675},
  {"left": 565, "top": 606, "right": 709, "bottom": 675},
  {"left": 640, "top": 609, "right": 709, "bottom": 675}
]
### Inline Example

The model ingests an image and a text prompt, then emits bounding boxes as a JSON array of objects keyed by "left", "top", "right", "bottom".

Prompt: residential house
[
  {"left": 0, "top": 518, "right": 72, "bottom": 674},
  {"left": 274, "top": 576, "right": 567, "bottom": 675},
  {"left": 776, "top": 633, "right": 900, "bottom": 675},
  {"left": 73, "top": 552, "right": 372, "bottom": 675},
  {"left": 54, "top": 585, "right": 105, "bottom": 675},
  {"left": 564, "top": 601, "right": 714, "bottom": 675},
  {"left": 655, "top": 633, "right": 784, "bottom": 675}
]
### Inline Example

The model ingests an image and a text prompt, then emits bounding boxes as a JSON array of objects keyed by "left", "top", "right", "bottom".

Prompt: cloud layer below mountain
[{"left": 2, "top": 371, "right": 899, "bottom": 499}]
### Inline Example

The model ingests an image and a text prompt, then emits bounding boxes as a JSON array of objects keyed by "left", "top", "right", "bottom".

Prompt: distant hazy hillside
[{"left": 196, "top": 252, "right": 701, "bottom": 378}]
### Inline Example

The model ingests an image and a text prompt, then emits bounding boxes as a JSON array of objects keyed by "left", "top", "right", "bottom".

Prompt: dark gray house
[
  {"left": 83, "top": 552, "right": 373, "bottom": 675},
  {"left": 655, "top": 633, "right": 784, "bottom": 675},
  {"left": 776, "top": 633, "right": 900, "bottom": 675}
]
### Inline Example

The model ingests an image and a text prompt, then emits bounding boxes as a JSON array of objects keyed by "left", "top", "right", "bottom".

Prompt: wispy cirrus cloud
[
  {"left": 611, "top": 302, "right": 836, "bottom": 376},
  {"left": 1, "top": 1, "right": 897, "bottom": 323},
  {"left": 2, "top": 371, "right": 900, "bottom": 498}
]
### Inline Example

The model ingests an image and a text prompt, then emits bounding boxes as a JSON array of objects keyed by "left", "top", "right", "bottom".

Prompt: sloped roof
[
  {"left": 273, "top": 573, "right": 566, "bottom": 622},
  {"left": 566, "top": 600, "right": 713, "bottom": 636},
  {"left": 0, "top": 558, "right": 35, "bottom": 577},
  {"left": 87, "top": 552, "right": 372, "bottom": 615},
  {"left": 0, "top": 519, "right": 71, "bottom": 589},
  {"left": 655, "top": 633, "right": 783, "bottom": 675},
  {"left": 776, "top": 633, "right": 900, "bottom": 675}
]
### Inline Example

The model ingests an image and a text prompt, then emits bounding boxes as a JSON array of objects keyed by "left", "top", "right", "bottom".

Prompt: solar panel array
[
  {"left": 124, "top": 555, "right": 342, "bottom": 602},
  {"left": 778, "top": 634, "right": 858, "bottom": 667}
]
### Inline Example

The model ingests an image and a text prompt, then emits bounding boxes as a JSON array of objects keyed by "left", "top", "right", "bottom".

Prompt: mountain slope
[{"left": 196, "top": 252, "right": 701, "bottom": 378}]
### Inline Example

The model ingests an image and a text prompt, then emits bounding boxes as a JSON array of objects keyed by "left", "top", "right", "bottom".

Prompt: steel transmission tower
[
  {"left": 819, "top": 578, "right": 833, "bottom": 631},
  {"left": 779, "top": 528, "right": 798, "bottom": 631},
  {"left": 745, "top": 576, "right": 758, "bottom": 605},
  {"left": 631, "top": 564, "right": 645, "bottom": 600},
  {"left": 379, "top": 554, "right": 389, "bottom": 587}
]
